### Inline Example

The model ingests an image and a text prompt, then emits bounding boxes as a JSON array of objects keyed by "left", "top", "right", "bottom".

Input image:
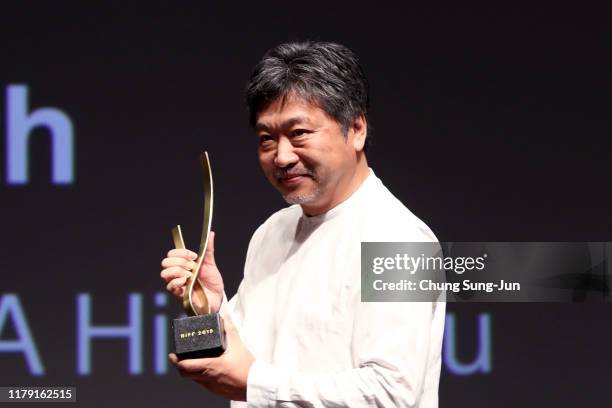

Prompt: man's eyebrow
[{"left": 255, "top": 116, "right": 313, "bottom": 133}]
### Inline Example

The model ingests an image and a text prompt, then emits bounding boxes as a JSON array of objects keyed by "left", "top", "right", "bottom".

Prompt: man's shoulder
[
  {"left": 261, "top": 204, "right": 302, "bottom": 229},
  {"left": 248, "top": 204, "right": 302, "bottom": 244},
  {"left": 362, "top": 176, "right": 437, "bottom": 243}
]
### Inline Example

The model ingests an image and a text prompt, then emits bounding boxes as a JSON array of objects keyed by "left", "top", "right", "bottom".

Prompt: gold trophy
[{"left": 171, "top": 152, "right": 226, "bottom": 359}]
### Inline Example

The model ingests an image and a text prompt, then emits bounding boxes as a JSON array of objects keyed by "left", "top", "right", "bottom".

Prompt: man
[{"left": 160, "top": 41, "right": 445, "bottom": 407}]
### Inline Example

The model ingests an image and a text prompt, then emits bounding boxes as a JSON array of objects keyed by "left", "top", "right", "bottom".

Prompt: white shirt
[{"left": 223, "top": 170, "right": 445, "bottom": 407}]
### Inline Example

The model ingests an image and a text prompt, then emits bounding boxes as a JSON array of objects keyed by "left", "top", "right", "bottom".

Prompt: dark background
[{"left": 0, "top": 3, "right": 610, "bottom": 407}]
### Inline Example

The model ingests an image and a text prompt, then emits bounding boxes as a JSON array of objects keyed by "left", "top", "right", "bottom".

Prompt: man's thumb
[{"left": 203, "top": 230, "right": 216, "bottom": 264}]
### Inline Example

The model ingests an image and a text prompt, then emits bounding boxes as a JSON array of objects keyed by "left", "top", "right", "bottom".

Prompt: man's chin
[
  {"left": 283, "top": 194, "right": 313, "bottom": 205},
  {"left": 282, "top": 188, "right": 320, "bottom": 205}
]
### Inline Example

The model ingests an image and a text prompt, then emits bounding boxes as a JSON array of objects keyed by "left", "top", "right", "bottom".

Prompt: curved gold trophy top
[{"left": 171, "top": 151, "right": 214, "bottom": 316}]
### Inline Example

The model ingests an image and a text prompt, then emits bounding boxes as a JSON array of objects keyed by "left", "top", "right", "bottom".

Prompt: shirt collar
[{"left": 300, "top": 168, "right": 376, "bottom": 226}]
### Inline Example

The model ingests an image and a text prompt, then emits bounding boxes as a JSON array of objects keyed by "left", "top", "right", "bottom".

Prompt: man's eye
[
  {"left": 292, "top": 129, "right": 309, "bottom": 137},
  {"left": 258, "top": 135, "right": 276, "bottom": 149}
]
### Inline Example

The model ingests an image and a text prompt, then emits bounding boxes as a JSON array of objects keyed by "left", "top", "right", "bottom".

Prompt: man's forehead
[
  {"left": 255, "top": 115, "right": 314, "bottom": 132},
  {"left": 255, "top": 96, "right": 322, "bottom": 130}
]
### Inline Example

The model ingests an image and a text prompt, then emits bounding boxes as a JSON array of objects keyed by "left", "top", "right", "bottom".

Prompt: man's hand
[
  {"left": 169, "top": 316, "right": 255, "bottom": 402},
  {"left": 160, "top": 230, "right": 224, "bottom": 312}
]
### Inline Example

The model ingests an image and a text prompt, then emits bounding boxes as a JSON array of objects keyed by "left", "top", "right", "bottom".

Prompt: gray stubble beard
[{"left": 282, "top": 185, "right": 322, "bottom": 205}]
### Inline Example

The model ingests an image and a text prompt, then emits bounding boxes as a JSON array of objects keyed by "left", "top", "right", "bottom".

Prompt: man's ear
[{"left": 350, "top": 113, "right": 367, "bottom": 152}]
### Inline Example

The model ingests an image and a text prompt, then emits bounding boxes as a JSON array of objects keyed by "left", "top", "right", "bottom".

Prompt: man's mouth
[
  {"left": 280, "top": 174, "right": 308, "bottom": 185},
  {"left": 275, "top": 169, "right": 315, "bottom": 184}
]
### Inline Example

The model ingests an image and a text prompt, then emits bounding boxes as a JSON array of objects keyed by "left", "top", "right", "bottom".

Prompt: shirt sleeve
[{"left": 246, "top": 299, "right": 443, "bottom": 408}]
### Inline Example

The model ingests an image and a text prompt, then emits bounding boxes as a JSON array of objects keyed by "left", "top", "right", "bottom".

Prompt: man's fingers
[
  {"left": 169, "top": 353, "right": 215, "bottom": 373},
  {"left": 177, "top": 358, "right": 213, "bottom": 373},
  {"left": 167, "top": 248, "right": 198, "bottom": 260},
  {"left": 166, "top": 276, "right": 188, "bottom": 292},
  {"left": 171, "top": 287, "right": 184, "bottom": 298},
  {"left": 160, "top": 266, "right": 192, "bottom": 282},
  {"left": 161, "top": 257, "right": 197, "bottom": 271},
  {"left": 169, "top": 354, "right": 201, "bottom": 378}
]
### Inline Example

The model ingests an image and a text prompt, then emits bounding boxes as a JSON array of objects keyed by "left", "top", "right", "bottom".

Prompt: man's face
[{"left": 255, "top": 94, "right": 366, "bottom": 215}]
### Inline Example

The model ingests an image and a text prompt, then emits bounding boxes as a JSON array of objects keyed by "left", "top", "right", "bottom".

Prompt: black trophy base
[{"left": 172, "top": 313, "right": 226, "bottom": 360}]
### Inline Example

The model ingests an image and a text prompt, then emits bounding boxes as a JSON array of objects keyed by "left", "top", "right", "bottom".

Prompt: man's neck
[{"left": 301, "top": 158, "right": 370, "bottom": 217}]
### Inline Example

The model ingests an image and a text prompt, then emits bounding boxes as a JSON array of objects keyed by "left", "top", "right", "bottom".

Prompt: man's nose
[{"left": 274, "top": 136, "right": 298, "bottom": 168}]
